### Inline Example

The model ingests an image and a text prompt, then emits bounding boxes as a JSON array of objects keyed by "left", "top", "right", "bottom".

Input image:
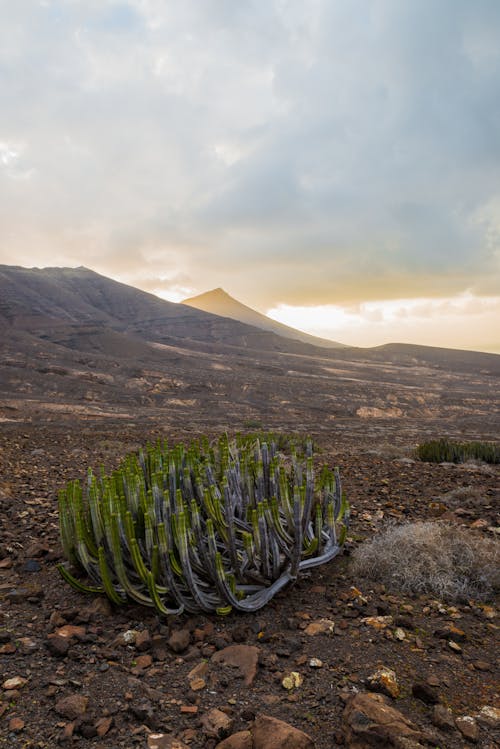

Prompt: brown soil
[{"left": 0, "top": 412, "right": 498, "bottom": 748}]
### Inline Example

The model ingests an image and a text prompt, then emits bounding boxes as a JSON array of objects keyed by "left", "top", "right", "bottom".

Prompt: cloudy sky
[{"left": 1, "top": 1, "right": 499, "bottom": 352}]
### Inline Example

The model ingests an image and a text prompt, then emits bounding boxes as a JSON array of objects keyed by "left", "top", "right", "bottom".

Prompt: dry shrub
[{"left": 352, "top": 521, "right": 500, "bottom": 602}]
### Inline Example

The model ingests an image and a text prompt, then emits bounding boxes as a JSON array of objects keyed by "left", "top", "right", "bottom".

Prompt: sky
[{"left": 1, "top": 1, "right": 499, "bottom": 353}]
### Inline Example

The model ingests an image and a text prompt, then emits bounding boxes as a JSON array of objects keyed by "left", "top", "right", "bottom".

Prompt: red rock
[
  {"left": 211, "top": 645, "right": 260, "bottom": 686},
  {"left": 366, "top": 667, "right": 400, "bottom": 699},
  {"left": 147, "top": 734, "right": 190, "bottom": 749},
  {"left": 455, "top": 715, "right": 479, "bottom": 742},
  {"left": 343, "top": 692, "right": 429, "bottom": 747},
  {"left": 55, "top": 694, "right": 89, "bottom": 720},
  {"left": 134, "top": 654, "right": 153, "bottom": 669},
  {"left": 252, "top": 714, "right": 314, "bottom": 749},
  {"left": 201, "top": 708, "right": 234, "bottom": 739},
  {"left": 95, "top": 716, "right": 113, "bottom": 737},
  {"left": 56, "top": 624, "right": 86, "bottom": 640},
  {"left": 216, "top": 731, "right": 253, "bottom": 749},
  {"left": 2, "top": 676, "right": 27, "bottom": 690},
  {"left": 9, "top": 717, "right": 24, "bottom": 732},
  {"left": 168, "top": 629, "right": 191, "bottom": 653},
  {"left": 135, "top": 629, "right": 152, "bottom": 651}
]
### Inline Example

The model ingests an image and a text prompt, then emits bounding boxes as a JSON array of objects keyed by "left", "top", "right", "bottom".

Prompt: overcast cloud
[{"left": 1, "top": 0, "right": 499, "bottom": 313}]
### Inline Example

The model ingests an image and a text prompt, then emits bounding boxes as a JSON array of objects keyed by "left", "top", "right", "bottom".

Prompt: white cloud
[{"left": 0, "top": 0, "right": 499, "bottom": 322}]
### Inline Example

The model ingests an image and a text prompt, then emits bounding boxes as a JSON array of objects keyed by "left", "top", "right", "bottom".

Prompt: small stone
[
  {"left": 360, "top": 615, "right": 393, "bottom": 630},
  {"left": 2, "top": 676, "right": 27, "bottom": 690},
  {"left": 188, "top": 661, "right": 209, "bottom": 682},
  {"left": 116, "top": 629, "right": 137, "bottom": 646},
  {"left": 134, "top": 654, "right": 153, "bottom": 669},
  {"left": 60, "top": 722, "right": 76, "bottom": 741},
  {"left": 304, "top": 618, "right": 335, "bottom": 636},
  {"left": 211, "top": 645, "right": 260, "bottom": 686},
  {"left": 56, "top": 624, "right": 86, "bottom": 640},
  {"left": 200, "top": 708, "right": 233, "bottom": 739},
  {"left": 394, "top": 627, "right": 405, "bottom": 640},
  {"left": 190, "top": 677, "right": 206, "bottom": 691},
  {"left": 168, "top": 629, "right": 191, "bottom": 653},
  {"left": 17, "top": 637, "right": 38, "bottom": 654},
  {"left": 23, "top": 559, "right": 42, "bottom": 573},
  {"left": 252, "top": 714, "right": 314, "bottom": 749},
  {"left": 282, "top": 671, "right": 303, "bottom": 690},
  {"left": 46, "top": 636, "right": 70, "bottom": 657},
  {"left": 135, "top": 629, "right": 152, "bottom": 651},
  {"left": 215, "top": 730, "right": 253, "bottom": 749},
  {"left": 180, "top": 705, "right": 198, "bottom": 714},
  {"left": 366, "top": 667, "right": 400, "bottom": 699},
  {"left": 412, "top": 682, "right": 439, "bottom": 705},
  {"left": 95, "top": 716, "right": 113, "bottom": 737},
  {"left": 344, "top": 692, "right": 429, "bottom": 747},
  {"left": 448, "top": 640, "right": 462, "bottom": 653},
  {"left": 55, "top": 694, "right": 89, "bottom": 720},
  {"left": 456, "top": 715, "right": 479, "bottom": 742},
  {"left": 476, "top": 705, "right": 500, "bottom": 728},
  {"left": 434, "top": 624, "right": 467, "bottom": 642},
  {"left": 148, "top": 734, "right": 189, "bottom": 749},
  {"left": 9, "top": 717, "right": 25, "bottom": 732},
  {"left": 0, "top": 642, "right": 16, "bottom": 654},
  {"left": 432, "top": 704, "right": 455, "bottom": 731},
  {"left": 472, "top": 660, "right": 490, "bottom": 671},
  {"left": 309, "top": 658, "right": 323, "bottom": 668}
]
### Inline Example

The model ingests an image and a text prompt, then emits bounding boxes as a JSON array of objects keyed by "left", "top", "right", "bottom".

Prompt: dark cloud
[{"left": 0, "top": 0, "right": 499, "bottom": 307}]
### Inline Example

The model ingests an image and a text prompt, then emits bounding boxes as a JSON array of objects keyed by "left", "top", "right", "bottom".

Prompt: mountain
[
  {"left": 183, "top": 287, "right": 345, "bottom": 348},
  {"left": 1, "top": 264, "right": 499, "bottom": 432},
  {"left": 0, "top": 265, "right": 337, "bottom": 357}
]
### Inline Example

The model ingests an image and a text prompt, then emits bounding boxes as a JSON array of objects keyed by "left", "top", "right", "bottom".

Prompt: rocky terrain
[{"left": 0, "top": 265, "right": 499, "bottom": 747}]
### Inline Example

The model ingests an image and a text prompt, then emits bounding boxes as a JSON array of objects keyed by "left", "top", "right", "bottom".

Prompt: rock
[
  {"left": 216, "top": 730, "right": 253, "bottom": 749},
  {"left": 434, "top": 624, "right": 467, "bottom": 642},
  {"left": 189, "top": 677, "right": 206, "bottom": 691},
  {"left": 116, "top": 629, "right": 137, "bottom": 646},
  {"left": 201, "top": 708, "right": 234, "bottom": 739},
  {"left": 46, "top": 636, "right": 70, "bottom": 657},
  {"left": 431, "top": 704, "right": 455, "bottom": 731},
  {"left": 476, "top": 705, "right": 500, "bottom": 728},
  {"left": 252, "top": 714, "right": 314, "bottom": 749},
  {"left": 343, "top": 692, "right": 429, "bottom": 747},
  {"left": 134, "top": 654, "right": 153, "bottom": 670},
  {"left": 23, "top": 559, "right": 42, "bottom": 572},
  {"left": 366, "top": 667, "right": 400, "bottom": 699},
  {"left": 309, "top": 658, "right": 323, "bottom": 668},
  {"left": 0, "top": 642, "right": 16, "bottom": 654},
  {"left": 304, "top": 618, "right": 335, "bottom": 636},
  {"left": 282, "top": 672, "right": 303, "bottom": 690},
  {"left": 188, "top": 661, "right": 209, "bottom": 682},
  {"left": 147, "top": 734, "right": 190, "bottom": 749},
  {"left": 55, "top": 694, "right": 89, "bottom": 720},
  {"left": 95, "top": 716, "right": 113, "bottom": 737},
  {"left": 59, "top": 721, "right": 76, "bottom": 742},
  {"left": 411, "top": 682, "right": 439, "bottom": 705},
  {"left": 168, "top": 629, "right": 191, "bottom": 653},
  {"left": 211, "top": 645, "right": 260, "bottom": 686},
  {"left": 455, "top": 715, "right": 479, "bottom": 742},
  {"left": 135, "top": 629, "right": 152, "bottom": 651},
  {"left": 2, "top": 676, "right": 27, "bottom": 690},
  {"left": 56, "top": 624, "right": 86, "bottom": 640},
  {"left": 9, "top": 717, "right": 25, "bottom": 732},
  {"left": 360, "top": 616, "right": 393, "bottom": 630},
  {"left": 447, "top": 640, "right": 462, "bottom": 653},
  {"left": 393, "top": 628, "right": 405, "bottom": 641}
]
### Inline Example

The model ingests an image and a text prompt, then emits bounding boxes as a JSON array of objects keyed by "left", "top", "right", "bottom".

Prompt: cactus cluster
[
  {"left": 58, "top": 434, "right": 349, "bottom": 615},
  {"left": 416, "top": 438, "right": 499, "bottom": 465}
]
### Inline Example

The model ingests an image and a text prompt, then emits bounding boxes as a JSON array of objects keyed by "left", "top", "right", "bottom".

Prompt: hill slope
[{"left": 183, "top": 288, "right": 345, "bottom": 348}]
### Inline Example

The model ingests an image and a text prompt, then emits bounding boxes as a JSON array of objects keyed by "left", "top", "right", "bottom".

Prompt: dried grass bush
[{"left": 352, "top": 521, "right": 500, "bottom": 602}]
